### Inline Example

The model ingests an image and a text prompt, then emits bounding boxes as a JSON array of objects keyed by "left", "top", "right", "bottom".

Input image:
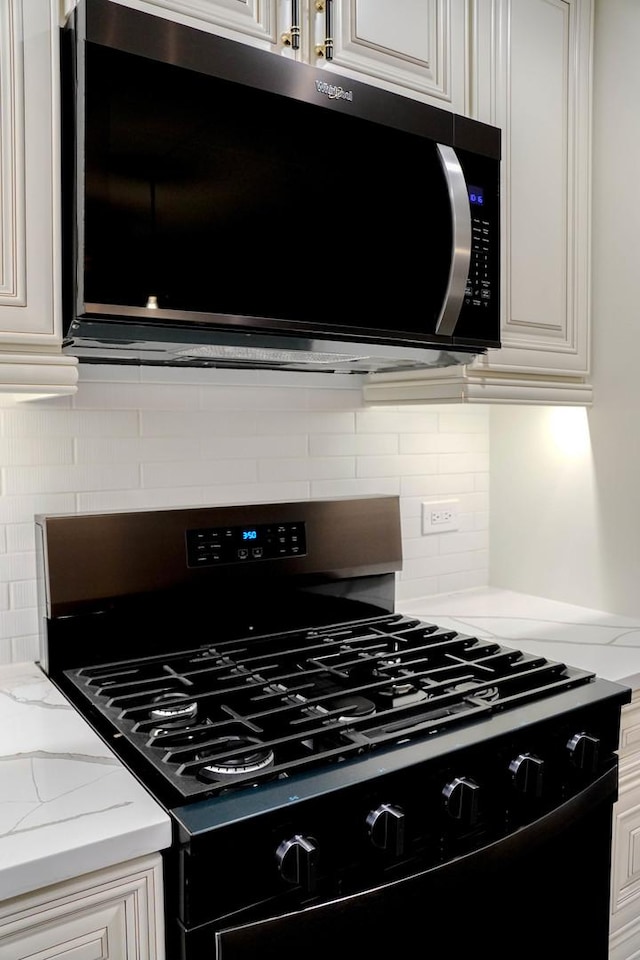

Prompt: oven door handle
[{"left": 214, "top": 764, "right": 618, "bottom": 958}]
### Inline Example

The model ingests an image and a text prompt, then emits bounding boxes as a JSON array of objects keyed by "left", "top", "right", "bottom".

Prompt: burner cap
[
  {"left": 150, "top": 720, "right": 213, "bottom": 744},
  {"left": 148, "top": 692, "right": 198, "bottom": 727},
  {"left": 196, "top": 737, "right": 275, "bottom": 781},
  {"left": 324, "top": 695, "right": 376, "bottom": 723}
]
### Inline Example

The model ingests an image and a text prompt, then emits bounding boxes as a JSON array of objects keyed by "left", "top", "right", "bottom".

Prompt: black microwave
[{"left": 61, "top": 0, "right": 502, "bottom": 375}]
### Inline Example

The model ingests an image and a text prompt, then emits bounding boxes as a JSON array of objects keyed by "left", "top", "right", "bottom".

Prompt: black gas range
[{"left": 36, "top": 496, "right": 631, "bottom": 960}]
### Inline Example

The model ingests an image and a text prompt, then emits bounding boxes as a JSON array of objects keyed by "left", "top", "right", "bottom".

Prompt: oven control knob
[
  {"left": 567, "top": 732, "right": 600, "bottom": 773},
  {"left": 442, "top": 777, "right": 479, "bottom": 825},
  {"left": 366, "top": 803, "right": 405, "bottom": 856},
  {"left": 509, "top": 753, "right": 544, "bottom": 797},
  {"left": 276, "top": 834, "right": 318, "bottom": 893}
]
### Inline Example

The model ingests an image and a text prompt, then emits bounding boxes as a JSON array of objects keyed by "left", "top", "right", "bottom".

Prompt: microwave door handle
[{"left": 434, "top": 144, "right": 472, "bottom": 337}]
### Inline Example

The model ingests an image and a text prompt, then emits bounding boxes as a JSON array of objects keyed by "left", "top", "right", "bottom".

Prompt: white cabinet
[
  {"left": 610, "top": 693, "right": 640, "bottom": 960},
  {"left": 130, "top": 0, "right": 472, "bottom": 112},
  {"left": 310, "top": 0, "right": 470, "bottom": 112},
  {"left": 0, "top": 0, "right": 78, "bottom": 400},
  {"left": 0, "top": 854, "right": 165, "bottom": 960},
  {"left": 363, "top": 0, "right": 595, "bottom": 406}
]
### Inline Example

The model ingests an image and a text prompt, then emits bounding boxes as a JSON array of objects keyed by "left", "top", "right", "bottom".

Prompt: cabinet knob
[{"left": 366, "top": 803, "right": 405, "bottom": 856}]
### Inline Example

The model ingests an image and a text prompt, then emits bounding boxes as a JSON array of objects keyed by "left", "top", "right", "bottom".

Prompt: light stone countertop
[
  {"left": 0, "top": 661, "right": 172, "bottom": 903},
  {"left": 400, "top": 587, "right": 640, "bottom": 691}
]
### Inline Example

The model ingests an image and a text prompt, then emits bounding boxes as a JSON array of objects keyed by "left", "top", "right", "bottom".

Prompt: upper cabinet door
[
  {"left": 0, "top": 0, "right": 78, "bottom": 399},
  {"left": 117, "top": 0, "right": 280, "bottom": 48},
  {"left": 476, "top": 0, "right": 593, "bottom": 377},
  {"left": 311, "top": 0, "right": 470, "bottom": 112},
  {"left": 363, "top": 0, "right": 595, "bottom": 406}
]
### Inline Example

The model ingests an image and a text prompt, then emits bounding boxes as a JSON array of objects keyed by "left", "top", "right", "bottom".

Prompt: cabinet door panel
[
  {"left": 318, "top": 0, "right": 469, "bottom": 111},
  {"left": 132, "top": 0, "right": 279, "bottom": 46},
  {"left": 0, "top": 0, "right": 57, "bottom": 341},
  {"left": 479, "top": 0, "right": 592, "bottom": 376},
  {"left": 0, "top": 855, "right": 164, "bottom": 960}
]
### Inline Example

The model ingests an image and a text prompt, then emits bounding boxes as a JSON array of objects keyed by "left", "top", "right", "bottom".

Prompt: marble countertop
[
  {"left": 0, "top": 662, "right": 172, "bottom": 903},
  {"left": 401, "top": 587, "right": 640, "bottom": 691}
]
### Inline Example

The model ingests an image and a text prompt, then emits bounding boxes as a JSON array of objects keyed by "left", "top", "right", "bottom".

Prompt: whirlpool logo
[{"left": 314, "top": 79, "right": 354, "bottom": 102}]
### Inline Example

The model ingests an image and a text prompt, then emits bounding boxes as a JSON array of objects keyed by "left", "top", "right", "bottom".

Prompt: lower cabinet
[
  {"left": 610, "top": 693, "right": 640, "bottom": 959},
  {"left": 0, "top": 854, "right": 165, "bottom": 960}
]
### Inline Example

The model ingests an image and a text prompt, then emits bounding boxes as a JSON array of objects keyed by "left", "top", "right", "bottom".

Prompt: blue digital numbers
[
  {"left": 242, "top": 529, "right": 258, "bottom": 541},
  {"left": 469, "top": 185, "right": 484, "bottom": 206}
]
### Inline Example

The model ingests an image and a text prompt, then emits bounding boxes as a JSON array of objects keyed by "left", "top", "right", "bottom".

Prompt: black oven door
[{"left": 208, "top": 768, "right": 615, "bottom": 960}]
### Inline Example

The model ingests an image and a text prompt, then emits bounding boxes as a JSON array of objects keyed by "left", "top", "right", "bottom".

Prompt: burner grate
[{"left": 62, "top": 613, "right": 596, "bottom": 801}]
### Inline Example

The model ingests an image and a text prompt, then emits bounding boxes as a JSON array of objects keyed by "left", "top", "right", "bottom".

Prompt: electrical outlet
[{"left": 422, "top": 499, "right": 460, "bottom": 534}]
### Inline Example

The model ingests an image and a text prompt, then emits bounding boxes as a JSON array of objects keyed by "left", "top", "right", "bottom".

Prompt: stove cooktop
[{"left": 60, "top": 611, "right": 596, "bottom": 804}]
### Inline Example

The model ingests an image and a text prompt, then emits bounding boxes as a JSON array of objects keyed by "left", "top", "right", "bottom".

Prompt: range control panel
[{"left": 186, "top": 520, "right": 307, "bottom": 567}]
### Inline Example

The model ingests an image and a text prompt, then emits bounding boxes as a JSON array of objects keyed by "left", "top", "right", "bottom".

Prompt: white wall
[
  {"left": 0, "top": 366, "right": 489, "bottom": 663},
  {"left": 490, "top": 0, "right": 640, "bottom": 615}
]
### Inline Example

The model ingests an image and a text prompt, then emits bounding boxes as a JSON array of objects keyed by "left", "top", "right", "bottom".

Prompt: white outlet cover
[{"left": 422, "top": 499, "right": 460, "bottom": 534}]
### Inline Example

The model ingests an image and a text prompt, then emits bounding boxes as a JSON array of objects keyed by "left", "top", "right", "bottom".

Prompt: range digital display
[{"left": 186, "top": 520, "right": 306, "bottom": 567}]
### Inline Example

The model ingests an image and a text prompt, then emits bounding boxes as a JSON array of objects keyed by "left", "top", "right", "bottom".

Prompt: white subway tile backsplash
[
  {"left": 9, "top": 579, "right": 36, "bottom": 609},
  {"left": 76, "top": 488, "right": 207, "bottom": 512},
  {"left": 0, "top": 437, "right": 73, "bottom": 465},
  {"left": 438, "top": 530, "right": 489, "bottom": 555},
  {"left": 199, "top": 481, "right": 311, "bottom": 505},
  {"left": 258, "top": 457, "right": 355, "bottom": 483},
  {"left": 75, "top": 381, "right": 199, "bottom": 409},
  {"left": 4, "top": 409, "right": 139, "bottom": 437},
  {"left": 309, "top": 478, "right": 400, "bottom": 499},
  {"left": 141, "top": 409, "right": 257, "bottom": 437},
  {"left": 200, "top": 435, "right": 308, "bottom": 459},
  {"left": 356, "top": 409, "right": 439, "bottom": 434},
  {"left": 0, "top": 371, "right": 490, "bottom": 661},
  {"left": 309, "top": 434, "right": 398, "bottom": 457},
  {"left": 142, "top": 459, "right": 257, "bottom": 489},
  {"left": 0, "top": 493, "right": 77, "bottom": 523},
  {"left": 0, "top": 606, "right": 38, "bottom": 639},
  {"left": 5, "top": 523, "right": 36, "bottom": 554},
  {"left": 357, "top": 455, "right": 438, "bottom": 478},
  {"left": 0, "top": 552, "right": 37, "bottom": 582},
  {"left": 256, "top": 411, "right": 356, "bottom": 435},
  {"left": 399, "top": 433, "right": 489, "bottom": 454},
  {"left": 3, "top": 464, "right": 140, "bottom": 495},
  {"left": 11, "top": 635, "right": 39, "bottom": 663}
]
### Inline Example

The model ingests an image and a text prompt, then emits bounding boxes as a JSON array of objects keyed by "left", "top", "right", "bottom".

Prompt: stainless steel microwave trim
[
  {"left": 434, "top": 144, "right": 472, "bottom": 338},
  {"left": 66, "top": 310, "right": 480, "bottom": 374}
]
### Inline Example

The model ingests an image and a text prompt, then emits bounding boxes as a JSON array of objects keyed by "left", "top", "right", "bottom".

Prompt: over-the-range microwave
[{"left": 61, "top": 0, "right": 502, "bottom": 375}]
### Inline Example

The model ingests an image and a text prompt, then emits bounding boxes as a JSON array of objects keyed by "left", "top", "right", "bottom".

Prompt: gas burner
[
  {"left": 449, "top": 681, "right": 500, "bottom": 702},
  {"left": 377, "top": 681, "right": 429, "bottom": 708},
  {"left": 195, "top": 737, "right": 275, "bottom": 781},
  {"left": 150, "top": 721, "right": 214, "bottom": 746},
  {"left": 322, "top": 695, "right": 377, "bottom": 723},
  {"left": 148, "top": 692, "right": 198, "bottom": 728}
]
